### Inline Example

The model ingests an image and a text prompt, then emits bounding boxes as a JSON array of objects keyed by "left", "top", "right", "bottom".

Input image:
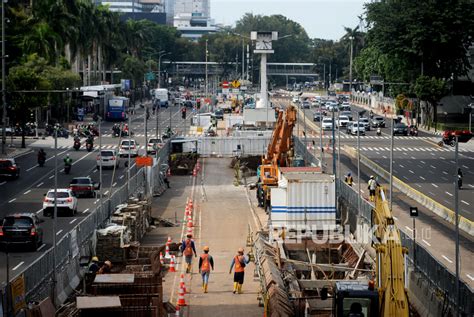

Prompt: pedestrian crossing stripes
[
  {"left": 306, "top": 135, "right": 434, "bottom": 140},
  {"left": 44, "top": 145, "right": 147, "bottom": 150},
  {"left": 360, "top": 146, "right": 470, "bottom": 152}
]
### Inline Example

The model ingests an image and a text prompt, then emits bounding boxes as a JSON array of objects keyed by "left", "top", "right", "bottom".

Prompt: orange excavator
[{"left": 256, "top": 105, "right": 297, "bottom": 212}]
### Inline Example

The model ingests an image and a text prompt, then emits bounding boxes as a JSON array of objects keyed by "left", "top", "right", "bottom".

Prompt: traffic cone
[
  {"left": 165, "top": 244, "right": 171, "bottom": 259},
  {"left": 175, "top": 306, "right": 180, "bottom": 316},
  {"left": 187, "top": 217, "right": 193, "bottom": 228},
  {"left": 188, "top": 200, "right": 193, "bottom": 210},
  {"left": 186, "top": 226, "right": 193, "bottom": 236},
  {"left": 167, "top": 236, "right": 172, "bottom": 244},
  {"left": 160, "top": 252, "right": 164, "bottom": 265},
  {"left": 169, "top": 255, "right": 176, "bottom": 272},
  {"left": 185, "top": 205, "right": 190, "bottom": 217},
  {"left": 179, "top": 273, "right": 187, "bottom": 293},
  {"left": 177, "top": 286, "right": 187, "bottom": 306},
  {"left": 193, "top": 168, "right": 197, "bottom": 177}
]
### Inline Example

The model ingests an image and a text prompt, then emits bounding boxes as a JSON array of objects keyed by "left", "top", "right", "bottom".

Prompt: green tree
[{"left": 413, "top": 76, "right": 446, "bottom": 129}]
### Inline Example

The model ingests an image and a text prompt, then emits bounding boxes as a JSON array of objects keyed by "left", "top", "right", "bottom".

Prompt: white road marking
[
  {"left": 408, "top": 170, "right": 414, "bottom": 174},
  {"left": 416, "top": 184, "right": 422, "bottom": 188},
  {"left": 56, "top": 230, "right": 63, "bottom": 236},
  {"left": 360, "top": 189, "right": 365, "bottom": 194},
  {"left": 119, "top": 175, "right": 124, "bottom": 179},
  {"left": 0, "top": 181, "right": 6, "bottom": 186},
  {"left": 37, "top": 244, "right": 46, "bottom": 251},
  {"left": 441, "top": 177, "right": 448, "bottom": 181},
  {"left": 405, "top": 226, "right": 413, "bottom": 232},
  {"left": 12, "top": 262, "right": 25, "bottom": 271},
  {"left": 82, "top": 208, "right": 89, "bottom": 214},
  {"left": 36, "top": 182, "right": 44, "bottom": 187},
  {"left": 420, "top": 160, "right": 425, "bottom": 164},
  {"left": 467, "top": 274, "right": 474, "bottom": 281},
  {"left": 26, "top": 166, "right": 36, "bottom": 172},
  {"left": 403, "top": 176, "right": 409, "bottom": 180},
  {"left": 422, "top": 239, "right": 431, "bottom": 247},
  {"left": 410, "top": 156, "right": 416, "bottom": 159},
  {"left": 442, "top": 171, "right": 448, "bottom": 175},
  {"left": 419, "top": 176, "right": 425, "bottom": 180},
  {"left": 93, "top": 169, "right": 97, "bottom": 173},
  {"left": 393, "top": 216, "right": 398, "bottom": 220},
  {"left": 462, "top": 165, "right": 468, "bottom": 169},
  {"left": 36, "top": 209, "right": 42, "bottom": 214},
  {"left": 112, "top": 182, "right": 117, "bottom": 187},
  {"left": 399, "top": 164, "right": 405, "bottom": 168},
  {"left": 469, "top": 184, "right": 474, "bottom": 189},
  {"left": 461, "top": 200, "right": 470, "bottom": 206},
  {"left": 442, "top": 255, "right": 453, "bottom": 264},
  {"left": 93, "top": 199, "right": 99, "bottom": 204},
  {"left": 49, "top": 175, "right": 54, "bottom": 179},
  {"left": 431, "top": 183, "right": 438, "bottom": 188},
  {"left": 8, "top": 198, "right": 16, "bottom": 203},
  {"left": 439, "top": 156, "right": 445, "bottom": 160},
  {"left": 23, "top": 190, "right": 31, "bottom": 195},
  {"left": 104, "top": 190, "right": 109, "bottom": 195},
  {"left": 445, "top": 191, "right": 453, "bottom": 197},
  {"left": 450, "top": 160, "right": 455, "bottom": 164},
  {"left": 382, "top": 155, "right": 387, "bottom": 159},
  {"left": 429, "top": 191, "right": 435, "bottom": 196},
  {"left": 69, "top": 218, "right": 77, "bottom": 224},
  {"left": 430, "top": 165, "right": 436, "bottom": 169}
]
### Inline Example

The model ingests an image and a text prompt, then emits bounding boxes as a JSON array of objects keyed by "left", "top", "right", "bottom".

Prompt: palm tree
[{"left": 21, "top": 21, "right": 63, "bottom": 64}]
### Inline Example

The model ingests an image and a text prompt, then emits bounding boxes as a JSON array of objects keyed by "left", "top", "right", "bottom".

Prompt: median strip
[{"left": 36, "top": 182, "right": 44, "bottom": 188}]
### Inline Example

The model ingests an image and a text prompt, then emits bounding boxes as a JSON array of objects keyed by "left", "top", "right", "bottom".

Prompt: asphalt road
[
  {"left": 0, "top": 104, "right": 191, "bottom": 283},
  {"left": 297, "top": 105, "right": 474, "bottom": 221}
]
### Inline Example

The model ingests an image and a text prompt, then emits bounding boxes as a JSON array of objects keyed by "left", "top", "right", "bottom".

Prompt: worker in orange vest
[
  {"left": 180, "top": 233, "right": 197, "bottom": 273},
  {"left": 229, "top": 247, "right": 249, "bottom": 294},
  {"left": 198, "top": 246, "right": 214, "bottom": 293}
]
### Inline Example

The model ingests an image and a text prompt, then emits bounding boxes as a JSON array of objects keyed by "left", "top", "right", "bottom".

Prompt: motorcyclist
[
  {"left": 165, "top": 126, "right": 172, "bottom": 138},
  {"left": 37, "top": 149, "right": 46, "bottom": 166},
  {"left": 376, "top": 127, "right": 381, "bottom": 136},
  {"left": 458, "top": 168, "right": 463, "bottom": 189},
  {"left": 86, "top": 134, "right": 94, "bottom": 145},
  {"left": 64, "top": 154, "right": 73, "bottom": 166}
]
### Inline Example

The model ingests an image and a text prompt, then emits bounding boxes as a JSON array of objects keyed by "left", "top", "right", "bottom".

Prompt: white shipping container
[{"left": 270, "top": 169, "right": 336, "bottom": 231}]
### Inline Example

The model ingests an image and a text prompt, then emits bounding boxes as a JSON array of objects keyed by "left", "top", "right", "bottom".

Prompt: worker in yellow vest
[
  {"left": 229, "top": 247, "right": 250, "bottom": 294},
  {"left": 345, "top": 172, "right": 353, "bottom": 187},
  {"left": 198, "top": 246, "right": 214, "bottom": 293}
]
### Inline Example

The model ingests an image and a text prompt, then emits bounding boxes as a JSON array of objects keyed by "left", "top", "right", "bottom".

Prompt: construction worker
[
  {"left": 345, "top": 172, "right": 353, "bottom": 187},
  {"left": 229, "top": 247, "right": 249, "bottom": 294},
  {"left": 98, "top": 260, "right": 112, "bottom": 274},
  {"left": 181, "top": 234, "right": 197, "bottom": 273},
  {"left": 88, "top": 256, "right": 100, "bottom": 274},
  {"left": 198, "top": 246, "right": 214, "bottom": 293},
  {"left": 368, "top": 175, "right": 377, "bottom": 201}
]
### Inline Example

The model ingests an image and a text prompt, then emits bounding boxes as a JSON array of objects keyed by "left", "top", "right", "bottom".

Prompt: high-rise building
[{"left": 171, "top": 0, "right": 216, "bottom": 40}]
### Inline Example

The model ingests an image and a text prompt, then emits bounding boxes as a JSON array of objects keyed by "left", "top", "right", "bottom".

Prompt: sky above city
[{"left": 211, "top": 0, "right": 367, "bottom": 41}]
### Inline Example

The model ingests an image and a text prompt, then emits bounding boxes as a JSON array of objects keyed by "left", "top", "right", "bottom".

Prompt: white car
[
  {"left": 321, "top": 117, "right": 334, "bottom": 130},
  {"left": 43, "top": 189, "right": 78, "bottom": 217},
  {"left": 147, "top": 138, "right": 164, "bottom": 155},
  {"left": 347, "top": 122, "right": 365, "bottom": 135},
  {"left": 358, "top": 117, "right": 371, "bottom": 131},
  {"left": 337, "top": 115, "right": 350, "bottom": 128},
  {"left": 119, "top": 139, "right": 139, "bottom": 157},
  {"left": 96, "top": 149, "right": 119, "bottom": 169}
]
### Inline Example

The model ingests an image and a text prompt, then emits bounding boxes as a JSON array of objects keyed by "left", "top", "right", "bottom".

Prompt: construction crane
[
  {"left": 333, "top": 186, "right": 409, "bottom": 316},
  {"left": 256, "top": 105, "right": 297, "bottom": 211}
]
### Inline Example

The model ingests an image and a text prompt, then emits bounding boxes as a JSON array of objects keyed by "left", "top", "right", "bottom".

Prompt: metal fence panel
[{"left": 198, "top": 136, "right": 270, "bottom": 156}]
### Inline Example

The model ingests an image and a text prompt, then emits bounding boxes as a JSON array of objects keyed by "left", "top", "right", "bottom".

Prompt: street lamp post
[
  {"left": 158, "top": 52, "right": 170, "bottom": 89},
  {"left": 389, "top": 118, "right": 394, "bottom": 209},
  {"left": 319, "top": 102, "right": 323, "bottom": 170},
  {"left": 1, "top": 0, "right": 7, "bottom": 155},
  {"left": 205, "top": 39, "right": 209, "bottom": 99},
  {"left": 349, "top": 36, "right": 354, "bottom": 93},
  {"left": 357, "top": 110, "right": 366, "bottom": 217},
  {"left": 51, "top": 126, "right": 58, "bottom": 305}
]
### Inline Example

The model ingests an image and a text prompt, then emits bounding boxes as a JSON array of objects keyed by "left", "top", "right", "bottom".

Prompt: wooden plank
[
  {"left": 94, "top": 274, "right": 135, "bottom": 284},
  {"left": 76, "top": 296, "right": 121, "bottom": 309}
]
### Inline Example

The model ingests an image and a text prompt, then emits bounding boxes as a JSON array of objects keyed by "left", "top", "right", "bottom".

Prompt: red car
[
  {"left": 0, "top": 158, "right": 20, "bottom": 179},
  {"left": 441, "top": 130, "right": 472, "bottom": 146}
]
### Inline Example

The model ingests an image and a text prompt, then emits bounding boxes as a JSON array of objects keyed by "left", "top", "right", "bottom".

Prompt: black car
[
  {"left": 393, "top": 123, "right": 408, "bottom": 135},
  {"left": 69, "top": 177, "right": 99, "bottom": 198},
  {"left": 313, "top": 112, "right": 322, "bottom": 122},
  {"left": 371, "top": 116, "right": 386, "bottom": 128},
  {"left": 0, "top": 213, "right": 44, "bottom": 251},
  {"left": 0, "top": 158, "right": 20, "bottom": 179},
  {"left": 302, "top": 101, "right": 311, "bottom": 109}
]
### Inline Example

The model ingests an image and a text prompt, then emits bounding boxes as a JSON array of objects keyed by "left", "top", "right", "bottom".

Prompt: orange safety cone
[
  {"left": 159, "top": 252, "right": 164, "bottom": 265},
  {"left": 177, "top": 286, "right": 187, "bottom": 306},
  {"left": 187, "top": 217, "right": 193, "bottom": 228},
  {"left": 186, "top": 226, "right": 193, "bottom": 236},
  {"left": 179, "top": 273, "right": 187, "bottom": 293},
  {"left": 165, "top": 244, "right": 171, "bottom": 259},
  {"left": 169, "top": 255, "right": 177, "bottom": 272},
  {"left": 175, "top": 306, "right": 180, "bottom": 317},
  {"left": 167, "top": 236, "right": 172, "bottom": 244},
  {"left": 192, "top": 168, "right": 197, "bottom": 177},
  {"left": 189, "top": 200, "right": 193, "bottom": 210}
]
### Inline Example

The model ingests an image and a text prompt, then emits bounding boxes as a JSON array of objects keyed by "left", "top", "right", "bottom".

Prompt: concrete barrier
[{"left": 343, "top": 145, "right": 473, "bottom": 237}]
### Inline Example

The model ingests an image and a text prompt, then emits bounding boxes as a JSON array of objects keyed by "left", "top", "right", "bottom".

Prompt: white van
[{"left": 153, "top": 88, "right": 169, "bottom": 108}]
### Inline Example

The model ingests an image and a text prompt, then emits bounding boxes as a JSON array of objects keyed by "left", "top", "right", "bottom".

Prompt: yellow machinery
[
  {"left": 257, "top": 105, "right": 297, "bottom": 211},
  {"left": 333, "top": 186, "right": 409, "bottom": 316}
]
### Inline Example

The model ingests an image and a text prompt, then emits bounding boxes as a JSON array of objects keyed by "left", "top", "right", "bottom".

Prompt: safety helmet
[
  {"left": 370, "top": 175, "right": 374, "bottom": 179},
  {"left": 347, "top": 172, "right": 351, "bottom": 176},
  {"left": 91, "top": 256, "right": 99, "bottom": 262},
  {"left": 104, "top": 260, "right": 112, "bottom": 267},
  {"left": 66, "top": 154, "right": 70, "bottom": 157},
  {"left": 203, "top": 246, "right": 210, "bottom": 251},
  {"left": 238, "top": 247, "right": 244, "bottom": 254}
]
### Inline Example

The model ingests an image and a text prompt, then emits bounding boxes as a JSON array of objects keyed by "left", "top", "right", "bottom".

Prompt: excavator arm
[{"left": 373, "top": 186, "right": 409, "bottom": 317}]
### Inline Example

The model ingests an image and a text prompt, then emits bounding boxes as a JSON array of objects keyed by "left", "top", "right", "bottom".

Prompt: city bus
[{"left": 106, "top": 97, "right": 129, "bottom": 121}]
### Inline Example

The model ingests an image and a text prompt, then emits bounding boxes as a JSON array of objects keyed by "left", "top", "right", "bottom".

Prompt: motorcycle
[
  {"left": 86, "top": 142, "right": 93, "bottom": 152},
  {"left": 38, "top": 156, "right": 46, "bottom": 167},
  {"left": 458, "top": 175, "right": 463, "bottom": 189},
  {"left": 376, "top": 127, "right": 382, "bottom": 136},
  {"left": 73, "top": 139, "right": 81, "bottom": 150},
  {"left": 64, "top": 164, "right": 71, "bottom": 174},
  {"left": 409, "top": 125, "right": 418, "bottom": 136}
]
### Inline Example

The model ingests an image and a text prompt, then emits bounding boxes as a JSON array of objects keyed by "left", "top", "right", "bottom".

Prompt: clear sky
[{"left": 211, "top": 0, "right": 367, "bottom": 41}]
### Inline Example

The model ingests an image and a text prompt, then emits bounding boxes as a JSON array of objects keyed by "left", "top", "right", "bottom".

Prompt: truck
[{"left": 153, "top": 88, "right": 169, "bottom": 108}]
